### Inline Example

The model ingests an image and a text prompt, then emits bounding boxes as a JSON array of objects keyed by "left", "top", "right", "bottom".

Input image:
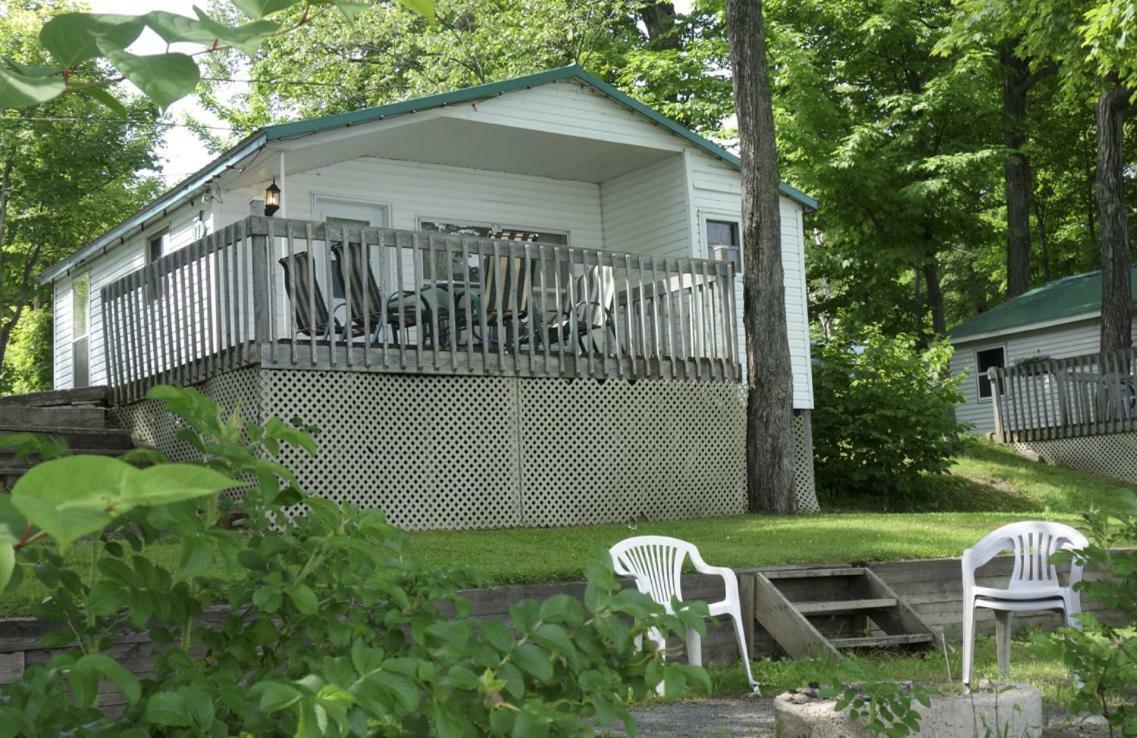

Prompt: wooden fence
[
  {"left": 101, "top": 216, "right": 742, "bottom": 404},
  {"left": 987, "top": 348, "right": 1137, "bottom": 442}
]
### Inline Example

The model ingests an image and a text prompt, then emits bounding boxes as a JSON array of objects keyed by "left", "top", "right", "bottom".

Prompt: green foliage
[
  {"left": 197, "top": 0, "right": 732, "bottom": 141},
  {"left": 0, "top": 385, "right": 709, "bottom": 736},
  {"left": 822, "top": 665, "right": 936, "bottom": 738},
  {"left": 0, "top": 307, "right": 51, "bottom": 395},
  {"left": 0, "top": 4, "right": 165, "bottom": 392},
  {"left": 812, "top": 325, "right": 966, "bottom": 508},
  {"left": 1048, "top": 490, "right": 1137, "bottom": 735},
  {"left": 1, "top": 1, "right": 435, "bottom": 111}
]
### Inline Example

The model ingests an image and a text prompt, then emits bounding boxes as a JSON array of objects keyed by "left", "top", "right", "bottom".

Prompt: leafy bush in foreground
[
  {"left": 1049, "top": 491, "right": 1137, "bottom": 736},
  {"left": 0, "top": 386, "right": 708, "bottom": 736},
  {"left": 812, "top": 325, "right": 966, "bottom": 509}
]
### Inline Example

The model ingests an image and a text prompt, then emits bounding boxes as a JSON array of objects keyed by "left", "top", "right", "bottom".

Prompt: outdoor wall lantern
[{"left": 264, "top": 178, "right": 281, "bottom": 217}]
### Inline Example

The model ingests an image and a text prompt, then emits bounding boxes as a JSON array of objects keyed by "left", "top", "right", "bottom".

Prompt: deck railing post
[
  {"left": 988, "top": 366, "right": 1005, "bottom": 442},
  {"left": 249, "top": 216, "right": 272, "bottom": 363}
]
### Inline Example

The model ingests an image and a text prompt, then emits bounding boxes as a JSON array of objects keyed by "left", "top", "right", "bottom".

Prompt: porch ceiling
[{"left": 239, "top": 116, "right": 680, "bottom": 186}]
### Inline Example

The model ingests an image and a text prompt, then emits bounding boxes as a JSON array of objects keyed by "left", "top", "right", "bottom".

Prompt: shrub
[
  {"left": 1048, "top": 492, "right": 1137, "bottom": 736},
  {"left": 0, "top": 386, "right": 709, "bottom": 736},
  {"left": 812, "top": 325, "right": 966, "bottom": 509}
]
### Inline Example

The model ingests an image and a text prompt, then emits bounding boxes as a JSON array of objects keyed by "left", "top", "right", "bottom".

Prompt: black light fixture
[{"left": 264, "top": 177, "right": 281, "bottom": 217}]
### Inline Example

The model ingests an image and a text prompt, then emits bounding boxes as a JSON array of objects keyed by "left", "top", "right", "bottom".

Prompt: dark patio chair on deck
[{"left": 278, "top": 252, "right": 343, "bottom": 340}]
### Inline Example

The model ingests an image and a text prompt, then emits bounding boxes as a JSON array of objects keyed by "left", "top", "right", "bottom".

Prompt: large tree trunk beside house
[
  {"left": 1097, "top": 78, "right": 1132, "bottom": 352},
  {"left": 1001, "top": 45, "right": 1034, "bottom": 300},
  {"left": 725, "top": 0, "right": 797, "bottom": 514}
]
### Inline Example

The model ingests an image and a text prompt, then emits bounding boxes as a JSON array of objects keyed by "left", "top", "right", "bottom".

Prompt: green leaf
[
  {"left": 78, "top": 654, "right": 142, "bottom": 704},
  {"left": 88, "top": 580, "right": 127, "bottom": 616},
  {"left": 369, "top": 670, "right": 420, "bottom": 712},
  {"left": 101, "top": 48, "right": 201, "bottom": 110},
  {"left": 11, "top": 456, "right": 125, "bottom": 550},
  {"left": 330, "top": 1, "right": 371, "bottom": 21},
  {"left": 125, "top": 464, "right": 242, "bottom": 506},
  {"left": 229, "top": 0, "right": 306, "bottom": 20},
  {"left": 252, "top": 585, "right": 282, "bottom": 613},
  {"left": 512, "top": 643, "right": 553, "bottom": 682},
  {"left": 145, "top": 692, "right": 192, "bottom": 726},
  {"left": 68, "top": 663, "right": 99, "bottom": 708},
  {"left": 142, "top": 9, "right": 279, "bottom": 56},
  {"left": 11, "top": 457, "right": 238, "bottom": 550},
  {"left": 531, "top": 623, "right": 575, "bottom": 656},
  {"left": 396, "top": 0, "right": 435, "bottom": 17},
  {"left": 256, "top": 681, "right": 302, "bottom": 712},
  {"left": 0, "top": 66, "right": 65, "bottom": 110},
  {"left": 0, "top": 495, "right": 26, "bottom": 546},
  {"left": 39, "top": 13, "right": 144, "bottom": 67},
  {"left": 79, "top": 86, "right": 129, "bottom": 117},
  {"left": 288, "top": 583, "right": 319, "bottom": 615},
  {"left": 179, "top": 535, "right": 213, "bottom": 578}
]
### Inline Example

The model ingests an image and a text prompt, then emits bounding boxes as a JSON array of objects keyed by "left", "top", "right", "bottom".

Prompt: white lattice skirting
[
  {"left": 1010, "top": 432, "right": 1137, "bottom": 486},
  {"left": 113, "top": 369, "right": 820, "bottom": 529}
]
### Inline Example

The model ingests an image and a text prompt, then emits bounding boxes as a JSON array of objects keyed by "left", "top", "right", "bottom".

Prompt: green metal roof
[
  {"left": 41, "top": 64, "right": 816, "bottom": 284},
  {"left": 948, "top": 267, "right": 1137, "bottom": 341}
]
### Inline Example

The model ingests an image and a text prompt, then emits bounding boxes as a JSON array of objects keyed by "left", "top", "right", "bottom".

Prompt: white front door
[{"left": 310, "top": 196, "right": 390, "bottom": 303}]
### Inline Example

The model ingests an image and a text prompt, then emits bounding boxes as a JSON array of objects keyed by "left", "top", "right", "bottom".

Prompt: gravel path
[{"left": 615, "top": 698, "right": 776, "bottom": 737}]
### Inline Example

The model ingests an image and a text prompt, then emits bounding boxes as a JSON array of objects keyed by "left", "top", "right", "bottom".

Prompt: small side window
[
  {"left": 976, "top": 347, "right": 1005, "bottom": 399},
  {"left": 706, "top": 219, "right": 741, "bottom": 271},
  {"left": 146, "top": 230, "right": 167, "bottom": 301}
]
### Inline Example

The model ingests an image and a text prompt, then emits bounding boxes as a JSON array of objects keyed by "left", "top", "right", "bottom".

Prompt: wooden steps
[
  {"left": 751, "top": 566, "right": 943, "bottom": 661},
  {"left": 0, "top": 387, "right": 136, "bottom": 489}
]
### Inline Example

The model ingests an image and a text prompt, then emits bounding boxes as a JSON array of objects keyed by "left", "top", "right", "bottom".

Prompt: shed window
[
  {"left": 976, "top": 347, "right": 1005, "bottom": 399},
  {"left": 706, "top": 219, "right": 741, "bottom": 271}
]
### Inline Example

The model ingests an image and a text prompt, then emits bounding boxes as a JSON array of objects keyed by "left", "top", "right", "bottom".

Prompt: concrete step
[
  {"left": 0, "top": 405, "right": 108, "bottom": 429},
  {"left": 0, "top": 386, "right": 109, "bottom": 408}
]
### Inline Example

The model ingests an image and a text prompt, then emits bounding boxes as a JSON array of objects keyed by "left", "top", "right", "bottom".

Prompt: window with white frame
[{"left": 706, "top": 219, "right": 741, "bottom": 270}]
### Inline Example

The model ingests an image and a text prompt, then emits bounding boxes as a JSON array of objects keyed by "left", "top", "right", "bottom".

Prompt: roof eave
[
  {"left": 38, "top": 131, "right": 269, "bottom": 285},
  {"left": 948, "top": 311, "right": 1103, "bottom": 344}
]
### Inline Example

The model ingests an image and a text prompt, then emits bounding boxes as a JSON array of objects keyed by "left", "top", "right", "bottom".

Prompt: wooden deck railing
[
  {"left": 987, "top": 348, "right": 1137, "bottom": 442},
  {"left": 102, "top": 216, "right": 742, "bottom": 403}
]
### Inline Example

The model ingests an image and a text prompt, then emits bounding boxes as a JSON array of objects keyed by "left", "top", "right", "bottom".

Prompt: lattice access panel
[
  {"left": 114, "top": 368, "right": 821, "bottom": 529},
  {"left": 111, "top": 368, "right": 261, "bottom": 462},
  {"left": 1011, "top": 432, "right": 1137, "bottom": 487}
]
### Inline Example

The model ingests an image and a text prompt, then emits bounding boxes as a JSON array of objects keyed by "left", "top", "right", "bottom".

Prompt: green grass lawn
[
  {"left": 407, "top": 438, "right": 1134, "bottom": 586},
  {"left": 2, "top": 438, "right": 1131, "bottom": 616}
]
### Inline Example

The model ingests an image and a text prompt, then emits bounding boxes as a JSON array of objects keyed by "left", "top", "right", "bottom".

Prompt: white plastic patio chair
[
  {"left": 961, "top": 521, "right": 1088, "bottom": 687},
  {"left": 608, "top": 535, "right": 759, "bottom": 694}
]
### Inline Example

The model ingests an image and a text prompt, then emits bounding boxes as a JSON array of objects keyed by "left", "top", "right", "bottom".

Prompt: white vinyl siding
[
  {"left": 950, "top": 318, "right": 1115, "bottom": 433},
  {"left": 600, "top": 156, "right": 689, "bottom": 256},
  {"left": 458, "top": 80, "right": 683, "bottom": 151},
  {"left": 53, "top": 277, "right": 72, "bottom": 389},
  {"left": 221, "top": 157, "right": 604, "bottom": 249},
  {"left": 687, "top": 151, "right": 815, "bottom": 409}
]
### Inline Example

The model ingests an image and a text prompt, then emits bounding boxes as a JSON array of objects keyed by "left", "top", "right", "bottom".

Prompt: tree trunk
[
  {"left": 1002, "top": 46, "right": 1033, "bottom": 299},
  {"left": 1034, "top": 186, "right": 1051, "bottom": 283},
  {"left": 924, "top": 260, "right": 946, "bottom": 335},
  {"left": 1097, "top": 78, "right": 1132, "bottom": 352},
  {"left": 640, "top": 2, "right": 680, "bottom": 50},
  {"left": 725, "top": 0, "right": 797, "bottom": 514}
]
